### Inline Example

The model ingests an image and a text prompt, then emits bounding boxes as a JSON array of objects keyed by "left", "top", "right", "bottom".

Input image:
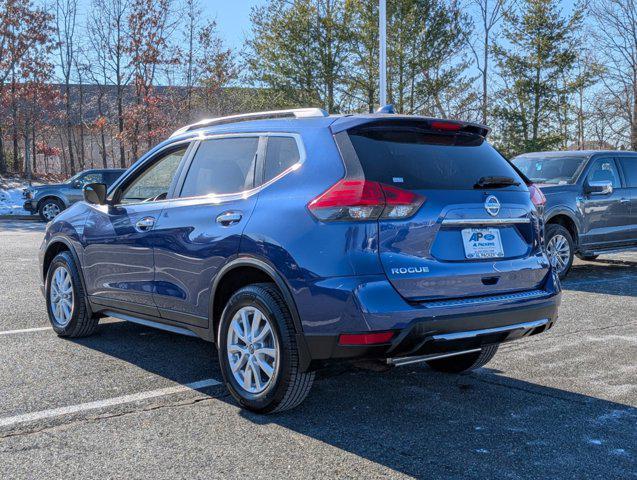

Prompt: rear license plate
[{"left": 461, "top": 228, "right": 504, "bottom": 259}]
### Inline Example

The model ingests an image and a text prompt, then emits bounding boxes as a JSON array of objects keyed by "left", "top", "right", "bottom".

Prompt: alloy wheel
[
  {"left": 547, "top": 233, "right": 570, "bottom": 274},
  {"left": 50, "top": 266, "right": 74, "bottom": 327},
  {"left": 226, "top": 306, "right": 279, "bottom": 394},
  {"left": 43, "top": 202, "right": 61, "bottom": 220}
]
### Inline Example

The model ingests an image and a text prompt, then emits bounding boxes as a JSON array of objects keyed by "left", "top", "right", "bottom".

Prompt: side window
[
  {"left": 263, "top": 136, "right": 301, "bottom": 183},
  {"left": 619, "top": 157, "right": 637, "bottom": 188},
  {"left": 587, "top": 158, "right": 621, "bottom": 188},
  {"left": 119, "top": 147, "right": 187, "bottom": 204},
  {"left": 77, "top": 172, "right": 103, "bottom": 187},
  {"left": 180, "top": 137, "right": 259, "bottom": 197},
  {"left": 104, "top": 171, "right": 124, "bottom": 186}
]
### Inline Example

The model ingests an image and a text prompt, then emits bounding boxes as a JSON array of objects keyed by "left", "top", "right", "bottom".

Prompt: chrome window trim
[{"left": 172, "top": 132, "right": 306, "bottom": 203}]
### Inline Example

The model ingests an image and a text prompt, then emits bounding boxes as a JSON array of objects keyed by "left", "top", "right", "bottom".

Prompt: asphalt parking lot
[{"left": 0, "top": 218, "right": 635, "bottom": 479}]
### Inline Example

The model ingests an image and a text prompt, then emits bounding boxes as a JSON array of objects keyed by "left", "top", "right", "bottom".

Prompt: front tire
[
  {"left": 545, "top": 223, "right": 574, "bottom": 279},
  {"left": 426, "top": 345, "right": 499, "bottom": 373},
  {"left": 39, "top": 198, "right": 64, "bottom": 222},
  {"left": 45, "top": 251, "right": 99, "bottom": 337},
  {"left": 217, "top": 283, "right": 315, "bottom": 413}
]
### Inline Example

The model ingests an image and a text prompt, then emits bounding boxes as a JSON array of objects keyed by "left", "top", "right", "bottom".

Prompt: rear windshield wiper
[{"left": 474, "top": 176, "right": 520, "bottom": 189}]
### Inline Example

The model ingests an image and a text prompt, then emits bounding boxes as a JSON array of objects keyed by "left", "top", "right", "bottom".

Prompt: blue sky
[
  {"left": 202, "top": 0, "right": 580, "bottom": 51},
  {"left": 68, "top": 0, "right": 580, "bottom": 53},
  {"left": 202, "top": 1, "right": 267, "bottom": 51}
]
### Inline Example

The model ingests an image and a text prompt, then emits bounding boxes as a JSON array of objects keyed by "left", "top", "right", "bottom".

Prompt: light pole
[{"left": 379, "top": 0, "right": 387, "bottom": 107}]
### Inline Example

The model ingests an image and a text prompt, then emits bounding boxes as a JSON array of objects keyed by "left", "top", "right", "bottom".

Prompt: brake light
[
  {"left": 430, "top": 121, "right": 462, "bottom": 131},
  {"left": 338, "top": 331, "right": 395, "bottom": 345},
  {"left": 528, "top": 183, "right": 546, "bottom": 208},
  {"left": 308, "top": 179, "right": 425, "bottom": 221}
]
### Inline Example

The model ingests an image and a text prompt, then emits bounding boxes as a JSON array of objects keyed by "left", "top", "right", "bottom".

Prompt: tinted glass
[
  {"left": 512, "top": 155, "right": 585, "bottom": 184},
  {"left": 619, "top": 157, "right": 637, "bottom": 187},
  {"left": 120, "top": 148, "right": 187, "bottom": 203},
  {"left": 348, "top": 128, "right": 524, "bottom": 190},
  {"left": 264, "top": 136, "right": 300, "bottom": 183},
  {"left": 587, "top": 158, "right": 621, "bottom": 188},
  {"left": 180, "top": 137, "right": 259, "bottom": 197},
  {"left": 103, "top": 171, "right": 123, "bottom": 186},
  {"left": 77, "top": 172, "right": 103, "bottom": 187}
]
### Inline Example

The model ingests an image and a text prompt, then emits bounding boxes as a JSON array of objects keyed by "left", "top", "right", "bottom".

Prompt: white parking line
[
  {"left": 0, "top": 378, "right": 221, "bottom": 428},
  {"left": 0, "top": 326, "right": 51, "bottom": 336}
]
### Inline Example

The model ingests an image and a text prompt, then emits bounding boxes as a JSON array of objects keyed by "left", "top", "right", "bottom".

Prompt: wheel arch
[
  {"left": 209, "top": 256, "right": 311, "bottom": 371},
  {"left": 37, "top": 195, "right": 68, "bottom": 211},
  {"left": 42, "top": 237, "right": 88, "bottom": 297},
  {"left": 545, "top": 211, "right": 579, "bottom": 249}
]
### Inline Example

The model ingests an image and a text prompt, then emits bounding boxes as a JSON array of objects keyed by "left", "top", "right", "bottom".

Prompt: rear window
[{"left": 347, "top": 128, "right": 524, "bottom": 190}]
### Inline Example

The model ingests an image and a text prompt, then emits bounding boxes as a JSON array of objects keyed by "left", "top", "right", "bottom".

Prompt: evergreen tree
[{"left": 492, "top": 0, "right": 583, "bottom": 156}]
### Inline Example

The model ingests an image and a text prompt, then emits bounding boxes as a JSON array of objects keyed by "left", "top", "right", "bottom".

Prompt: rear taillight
[
  {"left": 308, "top": 179, "right": 425, "bottom": 222},
  {"left": 528, "top": 184, "right": 546, "bottom": 208}
]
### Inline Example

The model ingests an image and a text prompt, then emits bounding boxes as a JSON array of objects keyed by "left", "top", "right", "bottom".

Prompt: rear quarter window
[
  {"left": 263, "top": 136, "right": 301, "bottom": 183},
  {"left": 347, "top": 128, "right": 524, "bottom": 190}
]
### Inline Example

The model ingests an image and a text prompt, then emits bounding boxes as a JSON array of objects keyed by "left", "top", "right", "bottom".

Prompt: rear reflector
[
  {"left": 528, "top": 184, "right": 546, "bottom": 208},
  {"left": 338, "top": 331, "right": 395, "bottom": 345},
  {"left": 308, "top": 179, "right": 425, "bottom": 222}
]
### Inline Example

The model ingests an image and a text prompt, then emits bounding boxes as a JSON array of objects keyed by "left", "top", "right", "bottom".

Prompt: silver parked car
[{"left": 23, "top": 169, "right": 126, "bottom": 221}]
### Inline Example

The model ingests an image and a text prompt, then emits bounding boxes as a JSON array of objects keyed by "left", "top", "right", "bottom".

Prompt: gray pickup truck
[
  {"left": 23, "top": 168, "right": 125, "bottom": 221},
  {"left": 512, "top": 151, "right": 637, "bottom": 277}
]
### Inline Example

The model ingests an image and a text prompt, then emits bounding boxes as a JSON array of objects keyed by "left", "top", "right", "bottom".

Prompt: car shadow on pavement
[
  {"left": 74, "top": 320, "right": 636, "bottom": 480},
  {"left": 562, "top": 259, "right": 637, "bottom": 297}
]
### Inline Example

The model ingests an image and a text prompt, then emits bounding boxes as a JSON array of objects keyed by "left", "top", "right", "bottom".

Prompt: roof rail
[{"left": 170, "top": 108, "right": 329, "bottom": 138}]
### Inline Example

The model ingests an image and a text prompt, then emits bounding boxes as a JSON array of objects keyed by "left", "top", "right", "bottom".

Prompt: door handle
[
  {"left": 216, "top": 211, "right": 242, "bottom": 226},
  {"left": 620, "top": 198, "right": 630, "bottom": 204},
  {"left": 135, "top": 216, "right": 156, "bottom": 232}
]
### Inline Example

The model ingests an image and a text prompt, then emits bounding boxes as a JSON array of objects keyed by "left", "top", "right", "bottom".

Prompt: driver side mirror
[
  {"left": 73, "top": 180, "right": 83, "bottom": 189},
  {"left": 83, "top": 183, "right": 108, "bottom": 205},
  {"left": 584, "top": 179, "right": 613, "bottom": 196}
]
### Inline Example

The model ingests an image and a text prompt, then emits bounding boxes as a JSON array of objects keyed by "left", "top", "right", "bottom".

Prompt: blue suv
[{"left": 39, "top": 109, "right": 561, "bottom": 413}]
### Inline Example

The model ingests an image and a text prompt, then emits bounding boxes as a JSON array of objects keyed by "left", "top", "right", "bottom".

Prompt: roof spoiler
[
  {"left": 170, "top": 108, "right": 328, "bottom": 138},
  {"left": 330, "top": 115, "right": 490, "bottom": 138}
]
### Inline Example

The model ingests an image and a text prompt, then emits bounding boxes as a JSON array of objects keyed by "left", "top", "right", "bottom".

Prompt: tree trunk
[
  {"left": 78, "top": 84, "right": 86, "bottom": 170},
  {"left": 482, "top": 30, "right": 489, "bottom": 125},
  {"left": 117, "top": 85, "right": 126, "bottom": 168},
  {"left": 32, "top": 123, "right": 37, "bottom": 174},
  {"left": 632, "top": 83, "right": 637, "bottom": 151},
  {"left": 0, "top": 126, "right": 6, "bottom": 174},
  {"left": 24, "top": 128, "right": 31, "bottom": 180},
  {"left": 65, "top": 83, "right": 76, "bottom": 174}
]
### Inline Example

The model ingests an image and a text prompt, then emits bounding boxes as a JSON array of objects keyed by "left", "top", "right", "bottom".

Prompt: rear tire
[
  {"left": 545, "top": 223, "right": 574, "bottom": 279},
  {"left": 217, "top": 283, "right": 315, "bottom": 413},
  {"left": 426, "top": 345, "right": 499, "bottom": 373},
  {"left": 45, "top": 251, "right": 99, "bottom": 337}
]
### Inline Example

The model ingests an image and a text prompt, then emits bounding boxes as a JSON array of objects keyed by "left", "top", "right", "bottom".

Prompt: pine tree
[{"left": 492, "top": 0, "right": 583, "bottom": 156}]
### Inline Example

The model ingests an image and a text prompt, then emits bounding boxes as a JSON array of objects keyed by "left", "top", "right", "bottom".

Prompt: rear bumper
[{"left": 304, "top": 295, "right": 559, "bottom": 361}]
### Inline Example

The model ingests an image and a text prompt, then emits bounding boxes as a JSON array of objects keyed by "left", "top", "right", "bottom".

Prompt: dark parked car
[
  {"left": 23, "top": 168, "right": 125, "bottom": 221},
  {"left": 39, "top": 109, "right": 561, "bottom": 413},
  {"left": 512, "top": 151, "right": 637, "bottom": 277}
]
